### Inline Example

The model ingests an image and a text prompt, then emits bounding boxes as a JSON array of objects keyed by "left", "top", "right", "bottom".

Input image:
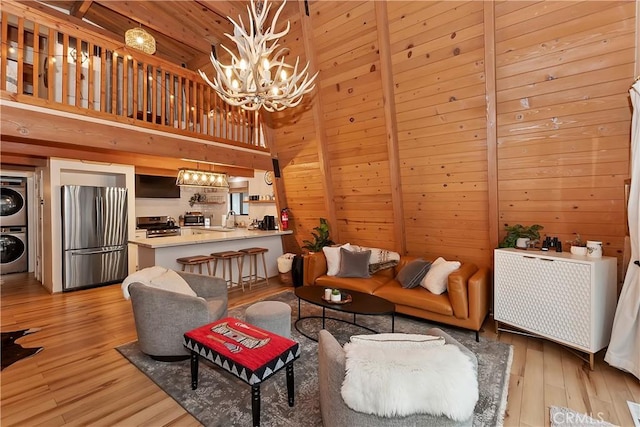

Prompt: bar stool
[
  {"left": 210, "top": 251, "right": 245, "bottom": 290},
  {"left": 176, "top": 255, "right": 214, "bottom": 275},
  {"left": 239, "top": 247, "right": 269, "bottom": 290}
]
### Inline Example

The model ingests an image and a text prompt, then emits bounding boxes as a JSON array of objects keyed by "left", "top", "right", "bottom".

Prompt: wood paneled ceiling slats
[{"left": 36, "top": 0, "right": 238, "bottom": 71}]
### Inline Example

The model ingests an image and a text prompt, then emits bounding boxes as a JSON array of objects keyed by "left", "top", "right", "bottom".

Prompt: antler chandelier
[{"left": 199, "top": 0, "right": 317, "bottom": 112}]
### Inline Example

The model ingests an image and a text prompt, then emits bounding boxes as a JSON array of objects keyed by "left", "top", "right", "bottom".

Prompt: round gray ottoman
[{"left": 245, "top": 301, "right": 292, "bottom": 338}]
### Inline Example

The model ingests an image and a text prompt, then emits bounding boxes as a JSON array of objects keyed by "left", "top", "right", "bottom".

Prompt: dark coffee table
[{"left": 294, "top": 286, "right": 395, "bottom": 341}]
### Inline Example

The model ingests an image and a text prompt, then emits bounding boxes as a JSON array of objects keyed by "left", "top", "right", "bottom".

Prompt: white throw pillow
[
  {"left": 149, "top": 270, "right": 196, "bottom": 297},
  {"left": 341, "top": 341, "right": 478, "bottom": 420},
  {"left": 420, "top": 257, "right": 461, "bottom": 295},
  {"left": 323, "top": 243, "right": 352, "bottom": 276},
  {"left": 350, "top": 333, "right": 445, "bottom": 348}
]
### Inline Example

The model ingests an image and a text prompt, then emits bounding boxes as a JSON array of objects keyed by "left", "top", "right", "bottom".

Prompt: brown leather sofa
[{"left": 304, "top": 252, "right": 490, "bottom": 340}]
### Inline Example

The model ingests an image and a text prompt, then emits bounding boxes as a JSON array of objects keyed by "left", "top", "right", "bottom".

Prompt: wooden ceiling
[{"left": 35, "top": 0, "right": 253, "bottom": 73}]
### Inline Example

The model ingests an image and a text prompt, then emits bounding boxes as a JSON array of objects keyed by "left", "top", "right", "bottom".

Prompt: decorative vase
[
  {"left": 586, "top": 241, "right": 602, "bottom": 258},
  {"left": 570, "top": 246, "right": 588, "bottom": 256},
  {"left": 330, "top": 292, "right": 341, "bottom": 302}
]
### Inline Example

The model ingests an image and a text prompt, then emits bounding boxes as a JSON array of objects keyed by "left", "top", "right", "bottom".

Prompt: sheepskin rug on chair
[{"left": 341, "top": 338, "right": 478, "bottom": 421}]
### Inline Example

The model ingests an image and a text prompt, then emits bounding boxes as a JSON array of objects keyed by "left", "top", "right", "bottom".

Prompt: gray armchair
[
  {"left": 129, "top": 271, "right": 228, "bottom": 361},
  {"left": 318, "top": 328, "right": 477, "bottom": 427}
]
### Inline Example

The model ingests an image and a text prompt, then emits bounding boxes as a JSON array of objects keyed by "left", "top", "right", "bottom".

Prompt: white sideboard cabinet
[{"left": 494, "top": 248, "right": 617, "bottom": 369}]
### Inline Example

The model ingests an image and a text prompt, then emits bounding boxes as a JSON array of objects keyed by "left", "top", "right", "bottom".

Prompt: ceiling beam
[
  {"left": 0, "top": 140, "right": 256, "bottom": 177},
  {"left": 1, "top": 100, "right": 272, "bottom": 171},
  {"left": 0, "top": 153, "right": 46, "bottom": 168},
  {"left": 69, "top": 0, "right": 93, "bottom": 18}
]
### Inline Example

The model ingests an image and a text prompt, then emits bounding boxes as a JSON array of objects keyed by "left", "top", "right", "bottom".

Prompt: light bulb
[
  {"left": 239, "top": 59, "right": 247, "bottom": 70},
  {"left": 209, "top": 174, "right": 216, "bottom": 182},
  {"left": 280, "top": 70, "right": 287, "bottom": 80},
  {"left": 193, "top": 173, "right": 200, "bottom": 181},
  {"left": 225, "top": 68, "right": 232, "bottom": 78},
  {"left": 232, "top": 80, "right": 239, "bottom": 89},
  {"left": 50, "top": 57, "right": 56, "bottom": 63},
  {"left": 136, "top": 36, "right": 144, "bottom": 45},
  {"left": 271, "top": 87, "right": 279, "bottom": 95},
  {"left": 262, "top": 58, "right": 269, "bottom": 69},
  {"left": 8, "top": 47, "right": 15, "bottom": 54},
  {"left": 183, "top": 172, "right": 190, "bottom": 180}
]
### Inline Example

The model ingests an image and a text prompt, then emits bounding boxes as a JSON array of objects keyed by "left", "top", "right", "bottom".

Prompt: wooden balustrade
[{"left": 0, "top": 7, "right": 263, "bottom": 149}]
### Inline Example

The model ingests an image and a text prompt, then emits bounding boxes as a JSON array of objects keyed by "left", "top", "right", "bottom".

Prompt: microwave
[{"left": 184, "top": 214, "right": 205, "bottom": 225}]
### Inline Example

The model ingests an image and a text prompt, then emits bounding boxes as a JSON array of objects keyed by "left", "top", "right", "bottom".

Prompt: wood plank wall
[
  {"left": 495, "top": 1, "right": 634, "bottom": 278},
  {"left": 269, "top": 3, "right": 330, "bottom": 252},
  {"left": 268, "top": 0, "right": 635, "bottom": 272}
]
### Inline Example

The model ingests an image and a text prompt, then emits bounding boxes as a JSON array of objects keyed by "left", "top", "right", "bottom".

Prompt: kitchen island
[{"left": 129, "top": 227, "right": 293, "bottom": 279}]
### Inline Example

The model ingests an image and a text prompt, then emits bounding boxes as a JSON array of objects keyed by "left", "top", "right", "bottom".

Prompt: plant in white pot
[{"left": 567, "top": 234, "right": 588, "bottom": 255}]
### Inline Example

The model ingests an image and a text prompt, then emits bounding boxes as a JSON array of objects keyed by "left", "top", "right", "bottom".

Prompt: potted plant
[
  {"left": 567, "top": 234, "right": 588, "bottom": 256},
  {"left": 302, "top": 218, "right": 335, "bottom": 253},
  {"left": 330, "top": 288, "right": 342, "bottom": 302},
  {"left": 498, "top": 224, "right": 544, "bottom": 248}
]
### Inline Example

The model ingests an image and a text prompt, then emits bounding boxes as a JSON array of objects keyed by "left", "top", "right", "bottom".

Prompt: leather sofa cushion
[
  {"left": 316, "top": 274, "right": 390, "bottom": 294},
  {"left": 374, "top": 280, "right": 453, "bottom": 316}
]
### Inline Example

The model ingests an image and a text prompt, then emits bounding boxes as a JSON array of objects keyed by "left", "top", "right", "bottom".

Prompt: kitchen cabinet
[{"left": 494, "top": 248, "right": 617, "bottom": 369}]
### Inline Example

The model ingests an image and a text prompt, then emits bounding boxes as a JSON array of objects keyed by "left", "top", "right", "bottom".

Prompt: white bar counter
[{"left": 130, "top": 227, "right": 293, "bottom": 278}]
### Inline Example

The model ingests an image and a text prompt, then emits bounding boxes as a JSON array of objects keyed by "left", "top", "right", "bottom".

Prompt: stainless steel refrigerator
[{"left": 61, "top": 185, "right": 128, "bottom": 291}]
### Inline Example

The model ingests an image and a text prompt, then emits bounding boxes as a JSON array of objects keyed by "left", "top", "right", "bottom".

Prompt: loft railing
[{"left": 0, "top": 6, "right": 263, "bottom": 148}]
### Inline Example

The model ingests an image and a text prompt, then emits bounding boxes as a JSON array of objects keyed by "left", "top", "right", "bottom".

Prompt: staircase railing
[{"left": 0, "top": 4, "right": 263, "bottom": 148}]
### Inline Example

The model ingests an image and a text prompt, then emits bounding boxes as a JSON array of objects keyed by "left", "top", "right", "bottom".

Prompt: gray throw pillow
[
  {"left": 337, "top": 248, "right": 372, "bottom": 278},
  {"left": 395, "top": 259, "right": 432, "bottom": 289}
]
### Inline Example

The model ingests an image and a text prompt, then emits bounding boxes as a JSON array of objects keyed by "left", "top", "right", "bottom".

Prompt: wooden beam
[
  {"left": 0, "top": 153, "right": 46, "bottom": 167},
  {"left": 0, "top": 139, "right": 255, "bottom": 177},
  {"left": 70, "top": 0, "right": 93, "bottom": 18},
  {"left": 484, "top": 1, "right": 499, "bottom": 250},
  {"left": 374, "top": 1, "right": 405, "bottom": 255},
  {"left": 297, "top": 0, "right": 338, "bottom": 241},
  {"left": 0, "top": 100, "right": 272, "bottom": 170}
]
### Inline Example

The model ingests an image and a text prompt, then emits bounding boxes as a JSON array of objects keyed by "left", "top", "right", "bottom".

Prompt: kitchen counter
[
  {"left": 129, "top": 228, "right": 293, "bottom": 279},
  {"left": 130, "top": 227, "right": 291, "bottom": 248}
]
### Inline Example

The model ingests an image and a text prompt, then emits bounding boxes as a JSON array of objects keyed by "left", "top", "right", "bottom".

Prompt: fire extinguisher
[{"left": 281, "top": 208, "right": 289, "bottom": 230}]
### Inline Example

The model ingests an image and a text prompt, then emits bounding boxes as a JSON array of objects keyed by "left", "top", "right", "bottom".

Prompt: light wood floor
[{"left": 1, "top": 273, "right": 638, "bottom": 426}]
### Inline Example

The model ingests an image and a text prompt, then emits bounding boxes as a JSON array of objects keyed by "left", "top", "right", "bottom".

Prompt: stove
[{"left": 136, "top": 216, "right": 181, "bottom": 238}]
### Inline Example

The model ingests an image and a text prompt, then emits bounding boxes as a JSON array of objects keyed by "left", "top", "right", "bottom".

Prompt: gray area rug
[{"left": 117, "top": 289, "right": 512, "bottom": 426}]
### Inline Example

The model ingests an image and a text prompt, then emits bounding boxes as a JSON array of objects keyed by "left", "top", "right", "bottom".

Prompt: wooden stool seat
[
  {"left": 239, "top": 247, "right": 269, "bottom": 290},
  {"left": 176, "top": 255, "right": 214, "bottom": 275},
  {"left": 210, "top": 251, "right": 245, "bottom": 291}
]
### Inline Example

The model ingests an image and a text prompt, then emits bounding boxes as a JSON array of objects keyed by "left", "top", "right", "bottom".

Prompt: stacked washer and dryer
[{"left": 0, "top": 176, "right": 28, "bottom": 274}]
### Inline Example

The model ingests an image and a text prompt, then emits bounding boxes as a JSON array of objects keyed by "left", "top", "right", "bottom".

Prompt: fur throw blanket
[
  {"left": 121, "top": 266, "right": 195, "bottom": 300},
  {"left": 341, "top": 340, "right": 478, "bottom": 421}
]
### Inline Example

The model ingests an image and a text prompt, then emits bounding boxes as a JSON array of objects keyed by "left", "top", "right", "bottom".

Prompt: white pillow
[
  {"left": 149, "top": 270, "right": 197, "bottom": 297},
  {"left": 323, "top": 243, "right": 352, "bottom": 276},
  {"left": 420, "top": 257, "right": 461, "bottom": 294},
  {"left": 350, "top": 333, "right": 445, "bottom": 348}
]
